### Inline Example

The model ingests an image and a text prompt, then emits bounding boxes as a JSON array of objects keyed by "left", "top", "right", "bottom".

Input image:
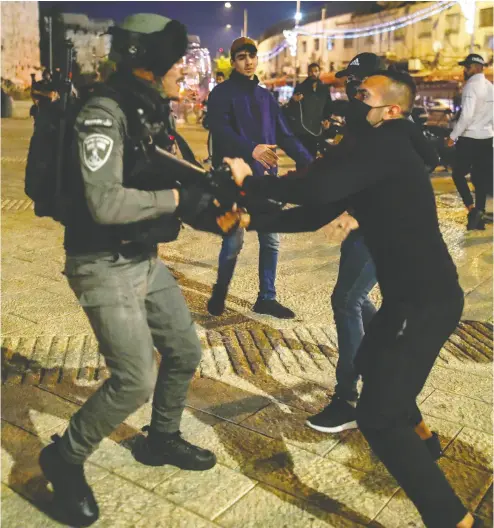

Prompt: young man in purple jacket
[{"left": 207, "top": 37, "right": 313, "bottom": 318}]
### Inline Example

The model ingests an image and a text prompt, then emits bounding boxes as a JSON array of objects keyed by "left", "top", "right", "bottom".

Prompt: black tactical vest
[{"left": 64, "top": 74, "right": 186, "bottom": 254}]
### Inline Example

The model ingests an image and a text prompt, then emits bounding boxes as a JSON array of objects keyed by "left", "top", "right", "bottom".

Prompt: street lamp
[
  {"left": 226, "top": 24, "right": 232, "bottom": 29},
  {"left": 295, "top": 0, "right": 302, "bottom": 26},
  {"left": 224, "top": 2, "right": 231, "bottom": 8}
]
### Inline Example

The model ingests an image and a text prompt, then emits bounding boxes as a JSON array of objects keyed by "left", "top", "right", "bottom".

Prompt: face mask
[{"left": 346, "top": 98, "right": 390, "bottom": 129}]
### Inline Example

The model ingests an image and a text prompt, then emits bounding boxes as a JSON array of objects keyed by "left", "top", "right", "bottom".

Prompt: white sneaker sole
[{"left": 306, "top": 420, "right": 358, "bottom": 434}]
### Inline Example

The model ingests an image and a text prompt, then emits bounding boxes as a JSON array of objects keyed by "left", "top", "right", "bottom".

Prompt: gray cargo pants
[{"left": 59, "top": 248, "right": 202, "bottom": 464}]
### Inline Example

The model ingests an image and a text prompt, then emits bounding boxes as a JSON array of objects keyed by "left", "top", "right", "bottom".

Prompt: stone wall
[
  {"left": 62, "top": 13, "right": 113, "bottom": 73},
  {"left": 1, "top": 1, "right": 41, "bottom": 87}
]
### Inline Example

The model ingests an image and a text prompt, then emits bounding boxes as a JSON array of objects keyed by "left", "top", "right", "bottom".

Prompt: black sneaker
[
  {"left": 424, "top": 431, "right": 444, "bottom": 461},
  {"left": 133, "top": 426, "right": 217, "bottom": 471},
  {"left": 39, "top": 435, "right": 99, "bottom": 527},
  {"left": 207, "top": 285, "right": 228, "bottom": 316},
  {"left": 467, "top": 208, "right": 485, "bottom": 231},
  {"left": 253, "top": 299, "right": 295, "bottom": 319},
  {"left": 306, "top": 397, "right": 357, "bottom": 433}
]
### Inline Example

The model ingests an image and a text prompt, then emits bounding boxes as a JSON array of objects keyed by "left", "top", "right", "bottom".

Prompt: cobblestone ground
[{"left": 1, "top": 111, "right": 492, "bottom": 527}]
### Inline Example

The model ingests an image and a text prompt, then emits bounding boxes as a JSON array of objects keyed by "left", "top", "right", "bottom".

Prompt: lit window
[
  {"left": 446, "top": 13, "right": 460, "bottom": 34},
  {"left": 480, "top": 7, "right": 493, "bottom": 28},
  {"left": 394, "top": 28, "right": 406, "bottom": 41},
  {"left": 418, "top": 19, "right": 433, "bottom": 38}
]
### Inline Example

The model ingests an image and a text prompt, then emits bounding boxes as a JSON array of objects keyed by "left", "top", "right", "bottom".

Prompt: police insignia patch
[{"left": 83, "top": 134, "right": 114, "bottom": 172}]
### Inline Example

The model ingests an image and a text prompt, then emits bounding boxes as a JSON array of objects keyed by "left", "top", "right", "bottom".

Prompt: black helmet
[{"left": 109, "top": 14, "right": 188, "bottom": 77}]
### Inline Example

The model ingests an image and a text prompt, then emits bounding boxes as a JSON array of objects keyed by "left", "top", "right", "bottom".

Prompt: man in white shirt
[{"left": 447, "top": 54, "right": 494, "bottom": 230}]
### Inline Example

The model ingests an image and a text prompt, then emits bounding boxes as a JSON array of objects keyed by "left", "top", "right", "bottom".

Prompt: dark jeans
[
  {"left": 60, "top": 249, "right": 202, "bottom": 464},
  {"left": 452, "top": 136, "right": 493, "bottom": 211},
  {"left": 332, "top": 230, "right": 377, "bottom": 402},
  {"left": 355, "top": 288, "right": 467, "bottom": 527},
  {"left": 216, "top": 227, "right": 279, "bottom": 301}
]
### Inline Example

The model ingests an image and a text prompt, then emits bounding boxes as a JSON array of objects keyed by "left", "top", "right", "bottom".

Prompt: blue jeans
[
  {"left": 216, "top": 228, "right": 279, "bottom": 301},
  {"left": 331, "top": 229, "right": 377, "bottom": 403}
]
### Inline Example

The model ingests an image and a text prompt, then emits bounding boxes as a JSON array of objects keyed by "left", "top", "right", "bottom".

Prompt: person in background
[
  {"left": 287, "top": 62, "right": 333, "bottom": 159},
  {"left": 447, "top": 53, "right": 494, "bottom": 230},
  {"left": 203, "top": 71, "right": 225, "bottom": 163},
  {"left": 207, "top": 37, "right": 313, "bottom": 319}
]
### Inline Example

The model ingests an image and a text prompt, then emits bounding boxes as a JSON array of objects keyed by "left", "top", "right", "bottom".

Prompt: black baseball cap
[
  {"left": 458, "top": 53, "right": 487, "bottom": 66},
  {"left": 336, "top": 52, "right": 384, "bottom": 78}
]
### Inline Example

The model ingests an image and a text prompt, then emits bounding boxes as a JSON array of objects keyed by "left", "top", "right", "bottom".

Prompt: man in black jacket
[
  {"left": 286, "top": 62, "right": 333, "bottom": 158},
  {"left": 223, "top": 70, "right": 476, "bottom": 528}
]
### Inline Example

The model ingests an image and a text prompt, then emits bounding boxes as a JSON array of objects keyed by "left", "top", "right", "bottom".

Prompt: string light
[
  {"left": 258, "top": 1, "right": 456, "bottom": 61},
  {"left": 297, "top": 1, "right": 455, "bottom": 37}
]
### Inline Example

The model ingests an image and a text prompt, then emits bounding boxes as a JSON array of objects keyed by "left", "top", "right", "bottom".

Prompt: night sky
[{"left": 46, "top": 1, "right": 369, "bottom": 56}]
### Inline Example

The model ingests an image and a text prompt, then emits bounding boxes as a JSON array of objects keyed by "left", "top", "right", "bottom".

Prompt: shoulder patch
[
  {"left": 83, "top": 118, "right": 113, "bottom": 127},
  {"left": 83, "top": 133, "right": 114, "bottom": 172}
]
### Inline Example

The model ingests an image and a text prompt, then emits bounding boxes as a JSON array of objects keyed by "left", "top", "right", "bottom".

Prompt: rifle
[
  {"left": 150, "top": 144, "right": 283, "bottom": 217},
  {"left": 53, "top": 40, "right": 74, "bottom": 221}
]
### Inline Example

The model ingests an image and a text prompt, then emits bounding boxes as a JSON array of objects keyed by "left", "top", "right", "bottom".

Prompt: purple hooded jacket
[{"left": 208, "top": 70, "right": 313, "bottom": 177}]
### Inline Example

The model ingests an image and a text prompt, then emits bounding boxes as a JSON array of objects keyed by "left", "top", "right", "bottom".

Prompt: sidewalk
[{"left": 1, "top": 117, "right": 492, "bottom": 527}]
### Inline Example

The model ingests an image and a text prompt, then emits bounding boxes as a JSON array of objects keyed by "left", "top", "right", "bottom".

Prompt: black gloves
[{"left": 176, "top": 185, "right": 214, "bottom": 224}]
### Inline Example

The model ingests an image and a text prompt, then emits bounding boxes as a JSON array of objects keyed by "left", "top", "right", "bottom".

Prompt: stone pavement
[{"left": 1, "top": 116, "right": 493, "bottom": 527}]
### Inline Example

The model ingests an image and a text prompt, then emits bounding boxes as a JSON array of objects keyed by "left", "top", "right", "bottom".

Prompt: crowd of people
[{"left": 26, "top": 12, "right": 492, "bottom": 528}]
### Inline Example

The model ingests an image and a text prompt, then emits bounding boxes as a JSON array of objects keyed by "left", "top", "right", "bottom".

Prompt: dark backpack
[{"left": 24, "top": 89, "right": 89, "bottom": 223}]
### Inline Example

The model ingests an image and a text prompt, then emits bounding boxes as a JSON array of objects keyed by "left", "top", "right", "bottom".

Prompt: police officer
[{"left": 39, "top": 14, "right": 217, "bottom": 526}]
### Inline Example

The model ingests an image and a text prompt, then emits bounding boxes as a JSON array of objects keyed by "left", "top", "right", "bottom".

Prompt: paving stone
[
  {"left": 325, "top": 429, "right": 392, "bottom": 479},
  {"left": 372, "top": 489, "right": 423, "bottom": 528},
  {"left": 134, "top": 499, "right": 218, "bottom": 528},
  {"left": 1, "top": 420, "right": 60, "bottom": 505},
  {"left": 154, "top": 463, "right": 256, "bottom": 520},
  {"left": 113, "top": 454, "right": 181, "bottom": 492},
  {"left": 438, "top": 457, "right": 493, "bottom": 511},
  {"left": 1, "top": 487, "right": 65, "bottom": 527},
  {"left": 1, "top": 483, "right": 15, "bottom": 502},
  {"left": 476, "top": 485, "right": 493, "bottom": 525},
  {"left": 12, "top": 298, "right": 81, "bottom": 325},
  {"left": 418, "top": 414, "right": 463, "bottom": 450},
  {"left": 239, "top": 402, "right": 343, "bottom": 457},
  {"left": 424, "top": 364, "right": 493, "bottom": 403},
  {"left": 87, "top": 436, "right": 139, "bottom": 472},
  {"left": 445, "top": 427, "right": 493, "bottom": 472},
  {"left": 300, "top": 457, "right": 398, "bottom": 523},
  {"left": 1, "top": 385, "right": 79, "bottom": 435},
  {"left": 419, "top": 389, "right": 493, "bottom": 434},
  {"left": 1, "top": 313, "right": 37, "bottom": 335},
  {"left": 90, "top": 473, "right": 169, "bottom": 528},
  {"left": 187, "top": 377, "right": 271, "bottom": 424},
  {"left": 215, "top": 483, "right": 363, "bottom": 528}
]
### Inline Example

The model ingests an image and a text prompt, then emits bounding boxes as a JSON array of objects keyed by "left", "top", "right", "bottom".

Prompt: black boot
[
  {"left": 423, "top": 431, "right": 444, "bottom": 461},
  {"left": 467, "top": 208, "right": 486, "bottom": 231},
  {"left": 133, "top": 426, "right": 217, "bottom": 471},
  {"left": 207, "top": 284, "right": 228, "bottom": 316},
  {"left": 39, "top": 435, "right": 99, "bottom": 527}
]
